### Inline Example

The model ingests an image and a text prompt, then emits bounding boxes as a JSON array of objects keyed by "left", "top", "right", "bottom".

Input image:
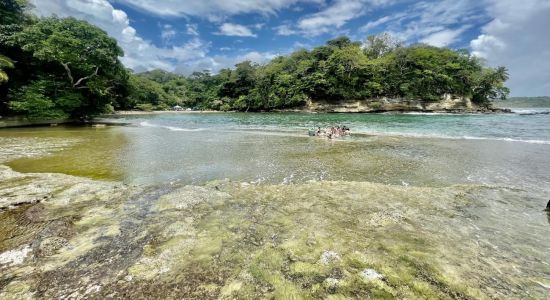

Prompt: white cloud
[
  {"left": 115, "top": 0, "right": 324, "bottom": 20},
  {"left": 358, "top": 12, "right": 406, "bottom": 33},
  {"left": 359, "top": 15, "right": 392, "bottom": 32},
  {"left": 217, "top": 23, "right": 257, "bottom": 37},
  {"left": 275, "top": 0, "right": 393, "bottom": 37},
  {"left": 31, "top": 0, "right": 208, "bottom": 72},
  {"left": 274, "top": 24, "right": 298, "bottom": 36},
  {"left": 471, "top": 0, "right": 550, "bottom": 96},
  {"left": 420, "top": 25, "right": 470, "bottom": 47},
  {"left": 161, "top": 24, "right": 176, "bottom": 44},
  {"left": 174, "top": 51, "right": 277, "bottom": 75},
  {"left": 297, "top": 0, "right": 366, "bottom": 36},
  {"left": 186, "top": 24, "right": 199, "bottom": 36},
  {"left": 363, "top": 0, "right": 483, "bottom": 46}
]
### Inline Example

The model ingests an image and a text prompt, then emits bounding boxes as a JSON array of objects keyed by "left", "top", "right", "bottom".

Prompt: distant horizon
[{"left": 505, "top": 96, "right": 550, "bottom": 99}]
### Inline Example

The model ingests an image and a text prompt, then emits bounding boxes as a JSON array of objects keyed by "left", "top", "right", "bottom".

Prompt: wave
[
  {"left": 139, "top": 121, "right": 206, "bottom": 132},
  {"left": 512, "top": 109, "right": 550, "bottom": 115},
  {"left": 352, "top": 130, "right": 550, "bottom": 145},
  {"left": 399, "top": 112, "right": 462, "bottom": 115}
]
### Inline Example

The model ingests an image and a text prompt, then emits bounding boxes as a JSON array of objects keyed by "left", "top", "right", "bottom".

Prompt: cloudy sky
[{"left": 32, "top": 0, "right": 550, "bottom": 96}]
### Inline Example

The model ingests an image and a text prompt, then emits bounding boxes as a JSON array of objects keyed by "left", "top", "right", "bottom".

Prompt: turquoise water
[{"left": 115, "top": 110, "right": 550, "bottom": 144}]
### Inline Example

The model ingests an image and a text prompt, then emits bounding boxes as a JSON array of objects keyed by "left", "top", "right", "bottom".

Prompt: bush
[
  {"left": 155, "top": 103, "right": 170, "bottom": 111},
  {"left": 369, "top": 101, "right": 382, "bottom": 109},
  {"left": 136, "top": 103, "right": 154, "bottom": 111},
  {"left": 103, "top": 104, "right": 115, "bottom": 114}
]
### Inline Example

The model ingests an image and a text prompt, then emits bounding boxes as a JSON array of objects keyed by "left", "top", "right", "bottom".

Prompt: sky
[{"left": 32, "top": 0, "right": 550, "bottom": 96}]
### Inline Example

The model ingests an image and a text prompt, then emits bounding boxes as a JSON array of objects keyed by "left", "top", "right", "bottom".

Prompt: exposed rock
[
  {"left": 320, "top": 250, "right": 341, "bottom": 265},
  {"left": 0, "top": 245, "right": 32, "bottom": 267},
  {"left": 38, "top": 237, "right": 68, "bottom": 257},
  {"left": 365, "top": 210, "right": 406, "bottom": 227},
  {"left": 296, "top": 96, "right": 512, "bottom": 113},
  {"left": 360, "top": 268, "right": 384, "bottom": 281}
]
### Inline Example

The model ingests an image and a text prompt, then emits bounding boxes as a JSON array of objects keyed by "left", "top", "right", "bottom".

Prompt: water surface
[{"left": 1, "top": 111, "right": 549, "bottom": 299}]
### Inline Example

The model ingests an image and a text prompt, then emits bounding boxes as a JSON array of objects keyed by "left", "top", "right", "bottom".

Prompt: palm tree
[{"left": 0, "top": 54, "right": 15, "bottom": 83}]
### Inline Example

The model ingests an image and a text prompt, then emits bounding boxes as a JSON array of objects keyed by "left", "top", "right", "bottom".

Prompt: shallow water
[{"left": 0, "top": 111, "right": 549, "bottom": 299}]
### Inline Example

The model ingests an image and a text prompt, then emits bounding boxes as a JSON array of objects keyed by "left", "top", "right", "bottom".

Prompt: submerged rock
[{"left": 38, "top": 237, "right": 68, "bottom": 257}]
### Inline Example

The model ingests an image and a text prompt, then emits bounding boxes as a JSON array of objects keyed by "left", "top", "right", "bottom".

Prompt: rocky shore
[
  {"left": 297, "top": 96, "right": 512, "bottom": 113},
  {"left": 1, "top": 163, "right": 548, "bottom": 298}
]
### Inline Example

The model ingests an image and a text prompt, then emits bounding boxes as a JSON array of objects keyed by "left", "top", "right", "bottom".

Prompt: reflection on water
[{"left": 2, "top": 126, "right": 127, "bottom": 180}]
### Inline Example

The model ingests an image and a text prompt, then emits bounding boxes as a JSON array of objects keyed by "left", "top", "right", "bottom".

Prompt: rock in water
[{"left": 545, "top": 200, "right": 550, "bottom": 212}]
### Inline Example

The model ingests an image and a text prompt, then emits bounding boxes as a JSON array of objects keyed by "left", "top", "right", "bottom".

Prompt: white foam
[
  {"left": 354, "top": 129, "right": 550, "bottom": 145},
  {"left": 511, "top": 108, "right": 550, "bottom": 115},
  {"left": 139, "top": 121, "right": 205, "bottom": 132},
  {"left": 401, "top": 112, "right": 458, "bottom": 115}
]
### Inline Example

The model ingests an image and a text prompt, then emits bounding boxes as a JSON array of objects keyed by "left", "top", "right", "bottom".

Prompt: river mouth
[{"left": 1, "top": 115, "right": 549, "bottom": 299}]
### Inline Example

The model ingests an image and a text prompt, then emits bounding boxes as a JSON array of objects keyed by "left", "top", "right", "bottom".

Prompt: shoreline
[
  {"left": 108, "top": 107, "right": 512, "bottom": 116},
  {"left": 0, "top": 106, "right": 515, "bottom": 129},
  {"left": 105, "top": 110, "right": 228, "bottom": 116}
]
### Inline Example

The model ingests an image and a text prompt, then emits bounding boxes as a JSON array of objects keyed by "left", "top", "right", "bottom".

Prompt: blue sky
[{"left": 33, "top": 0, "right": 550, "bottom": 96}]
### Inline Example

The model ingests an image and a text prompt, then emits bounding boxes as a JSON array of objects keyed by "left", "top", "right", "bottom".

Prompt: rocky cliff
[{"left": 299, "top": 95, "right": 510, "bottom": 113}]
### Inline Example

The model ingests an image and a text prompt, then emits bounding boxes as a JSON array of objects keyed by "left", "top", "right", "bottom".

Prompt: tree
[
  {"left": 472, "top": 66, "right": 510, "bottom": 105},
  {"left": 0, "top": 0, "right": 29, "bottom": 26},
  {"left": 326, "top": 44, "right": 369, "bottom": 100},
  {"left": 0, "top": 54, "right": 14, "bottom": 83},
  {"left": 12, "top": 17, "right": 124, "bottom": 90},
  {"left": 364, "top": 33, "right": 403, "bottom": 59},
  {"left": 7, "top": 17, "right": 129, "bottom": 118},
  {"left": 126, "top": 74, "right": 177, "bottom": 109}
]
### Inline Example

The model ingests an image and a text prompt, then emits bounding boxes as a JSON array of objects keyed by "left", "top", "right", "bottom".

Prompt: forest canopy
[{"left": 0, "top": 0, "right": 509, "bottom": 119}]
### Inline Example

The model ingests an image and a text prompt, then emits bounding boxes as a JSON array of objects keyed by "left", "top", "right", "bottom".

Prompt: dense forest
[{"left": 1, "top": 0, "right": 510, "bottom": 119}]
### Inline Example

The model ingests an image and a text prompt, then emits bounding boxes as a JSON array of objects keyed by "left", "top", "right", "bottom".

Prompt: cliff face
[{"left": 301, "top": 95, "right": 509, "bottom": 113}]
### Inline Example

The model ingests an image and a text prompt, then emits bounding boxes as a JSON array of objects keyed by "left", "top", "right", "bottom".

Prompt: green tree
[
  {"left": 0, "top": 54, "right": 14, "bottom": 83},
  {"left": 364, "top": 33, "right": 403, "bottom": 59},
  {"left": 7, "top": 17, "right": 128, "bottom": 118},
  {"left": 472, "top": 66, "right": 510, "bottom": 105},
  {"left": 12, "top": 17, "right": 124, "bottom": 90}
]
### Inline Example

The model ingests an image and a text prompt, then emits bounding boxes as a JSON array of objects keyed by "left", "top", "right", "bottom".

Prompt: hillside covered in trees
[{"left": 1, "top": 0, "right": 510, "bottom": 119}]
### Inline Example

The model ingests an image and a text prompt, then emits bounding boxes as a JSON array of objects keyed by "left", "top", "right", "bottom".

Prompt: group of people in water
[{"left": 309, "top": 126, "right": 351, "bottom": 139}]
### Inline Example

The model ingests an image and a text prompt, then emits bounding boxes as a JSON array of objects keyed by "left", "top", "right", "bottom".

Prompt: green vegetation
[
  {"left": 1, "top": 0, "right": 509, "bottom": 119},
  {"left": 494, "top": 96, "right": 550, "bottom": 108},
  {"left": 0, "top": 0, "right": 129, "bottom": 119}
]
